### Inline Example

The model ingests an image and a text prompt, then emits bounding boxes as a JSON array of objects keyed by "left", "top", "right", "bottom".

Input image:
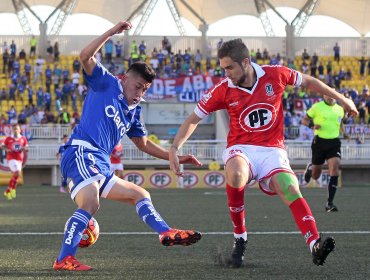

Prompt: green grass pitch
[{"left": 0, "top": 185, "right": 369, "bottom": 279}]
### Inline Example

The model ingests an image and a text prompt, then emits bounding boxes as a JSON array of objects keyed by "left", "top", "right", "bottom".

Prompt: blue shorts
[{"left": 61, "top": 140, "right": 117, "bottom": 200}]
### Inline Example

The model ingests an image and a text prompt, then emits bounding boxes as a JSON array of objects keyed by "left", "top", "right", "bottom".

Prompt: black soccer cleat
[
  {"left": 325, "top": 204, "right": 338, "bottom": 212},
  {"left": 312, "top": 236, "right": 335, "bottom": 266},
  {"left": 231, "top": 237, "right": 247, "bottom": 268},
  {"left": 304, "top": 163, "right": 312, "bottom": 183}
]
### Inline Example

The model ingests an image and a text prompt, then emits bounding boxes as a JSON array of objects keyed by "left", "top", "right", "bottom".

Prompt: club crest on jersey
[
  {"left": 265, "top": 83, "right": 274, "bottom": 96},
  {"left": 239, "top": 103, "right": 277, "bottom": 132},
  {"left": 118, "top": 93, "right": 124, "bottom": 100}
]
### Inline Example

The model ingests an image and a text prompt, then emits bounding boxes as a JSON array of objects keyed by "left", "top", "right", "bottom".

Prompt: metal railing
[
  {"left": 29, "top": 124, "right": 71, "bottom": 140},
  {"left": 25, "top": 124, "right": 370, "bottom": 141},
  {"left": 26, "top": 142, "right": 370, "bottom": 166}
]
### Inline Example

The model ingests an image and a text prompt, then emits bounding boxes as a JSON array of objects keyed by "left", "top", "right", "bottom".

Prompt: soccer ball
[
  {"left": 64, "top": 217, "right": 100, "bottom": 248},
  {"left": 79, "top": 217, "right": 100, "bottom": 248}
]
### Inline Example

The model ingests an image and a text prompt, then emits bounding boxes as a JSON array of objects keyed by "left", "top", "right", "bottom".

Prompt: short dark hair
[
  {"left": 127, "top": 62, "right": 156, "bottom": 83},
  {"left": 218, "top": 38, "right": 250, "bottom": 64}
]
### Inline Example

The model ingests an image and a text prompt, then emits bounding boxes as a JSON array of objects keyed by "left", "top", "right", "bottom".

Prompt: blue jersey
[{"left": 68, "top": 62, "right": 146, "bottom": 155}]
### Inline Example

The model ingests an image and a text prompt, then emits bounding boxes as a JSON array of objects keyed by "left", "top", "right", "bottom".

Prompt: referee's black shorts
[{"left": 311, "top": 136, "right": 341, "bottom": 165}]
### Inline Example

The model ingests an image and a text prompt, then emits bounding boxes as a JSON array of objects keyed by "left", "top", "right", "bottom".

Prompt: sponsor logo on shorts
[
  {"left": 89, "top": 165, "right": 99, "bottom": 174},
  {"left": 229, "top": 149, "right": 242, "bottom": 156}
]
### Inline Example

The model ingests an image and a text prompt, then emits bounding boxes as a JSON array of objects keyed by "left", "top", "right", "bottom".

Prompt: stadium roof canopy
[{"left": 1, "top": 0, "right": 370, "bottom": 36}]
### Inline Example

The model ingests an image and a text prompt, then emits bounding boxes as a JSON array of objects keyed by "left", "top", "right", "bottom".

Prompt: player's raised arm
[
  {"left": 169, "top": 112, "right": 203, "bottom": 176},
  {"left": 80, "top": 20, "right": 132, "bottom": 75},
  {"left": 301, "top": 73, "right": 358, "bottom": 117}
]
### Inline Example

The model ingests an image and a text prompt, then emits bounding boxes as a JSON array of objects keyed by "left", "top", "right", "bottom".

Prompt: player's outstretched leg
[
  {"left": 53, "top": 208, "right": 93, "bottom": 271},
  {"left": 136, "top": 197, "right": 202, "bottom": 246},
  {"left": 312, "top": 235, "right": 335, "bottom": 266}
]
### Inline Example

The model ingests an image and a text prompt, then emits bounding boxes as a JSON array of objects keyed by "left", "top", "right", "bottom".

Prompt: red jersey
[
  {"left": 110, "top": 143, "right": 123, "bottom": 164},
  {"left": 4, "top": 135, "right": 28, "bottom": 161},
  {"left": 195, "top": 63, "right": 302, "bottom": 149}
]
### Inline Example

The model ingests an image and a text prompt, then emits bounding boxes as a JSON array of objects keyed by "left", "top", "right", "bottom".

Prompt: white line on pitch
[{"left": 0, "top": 231, "right": 369, "bottom": 235}]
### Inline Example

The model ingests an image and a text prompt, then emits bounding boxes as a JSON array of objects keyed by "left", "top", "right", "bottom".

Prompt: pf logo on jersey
[{"left": 239, "top": 103, "right": 277, "bottom": 132}]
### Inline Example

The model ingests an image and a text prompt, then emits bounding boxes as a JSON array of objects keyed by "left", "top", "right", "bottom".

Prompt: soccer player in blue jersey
[{"left": 53, "top": 20, "right": 202, "bottom": 271}]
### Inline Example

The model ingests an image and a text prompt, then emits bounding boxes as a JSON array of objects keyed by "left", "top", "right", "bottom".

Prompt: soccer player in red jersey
[
  {"left": 169, "top": 39, "right": 358, "bottom": 267},
  {"left": 110, "top": 142, "right": 124, "bottom": 179},
  {"left": 1, "top": 124, "right": 29, "bottom": 200}
]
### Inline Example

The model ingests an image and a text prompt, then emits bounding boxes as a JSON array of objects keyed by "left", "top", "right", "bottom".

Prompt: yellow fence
[{"left": 0, "top": 170, "right": 23, "bottom": 185}]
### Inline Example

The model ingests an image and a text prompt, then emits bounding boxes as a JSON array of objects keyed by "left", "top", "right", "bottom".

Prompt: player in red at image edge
[
  {"left": 1, "top": 124, "right": 29, "bottom": 200},
  {"left": 110, "top": 142, "right": 124, "bottom": 179},
  {"left": 169, "top": 39, "right": 358, "bottom": 268},
  {"left": 53, "top": 20, "right": 202, "bottom": 271}
]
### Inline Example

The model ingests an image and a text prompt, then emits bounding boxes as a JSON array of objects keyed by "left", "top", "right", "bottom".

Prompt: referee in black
[{"left": 302, "top": 93, "right": 347, "bottom": 212}]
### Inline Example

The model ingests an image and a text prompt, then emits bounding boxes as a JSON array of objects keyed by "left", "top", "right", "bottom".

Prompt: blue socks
[
  {"left": 58, "top": 208, "right": 91, "bottom": 262},
  {"left": 136, "top": 198, "right": 170, "bottom": 234}
]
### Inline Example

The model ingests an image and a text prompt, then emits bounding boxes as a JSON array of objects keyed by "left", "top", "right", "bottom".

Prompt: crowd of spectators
[
  {"left": 1, "top": 39, "right": 86, "bottom": 127},
  {"left": 2, "top": 38, "right": 370, "bottom": 131}
]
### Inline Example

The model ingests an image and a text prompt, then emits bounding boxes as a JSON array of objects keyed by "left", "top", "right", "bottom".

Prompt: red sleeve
[
  {"left": 194, "top": 79, "right": 227, "bottom": 118},
  {"left": 279, "top": 66, "right": 302, "bottom": 87}
]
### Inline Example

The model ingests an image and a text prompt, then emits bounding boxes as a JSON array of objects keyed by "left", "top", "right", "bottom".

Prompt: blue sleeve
[
  {"left": 84, "top": 62, "right": 118, "bottom": 92},
  {"left": 126, "top": 107, "right": 147, "bottom": 138},
  {"left": 58, "top": 145, "right": 65, "bottom": 154}
]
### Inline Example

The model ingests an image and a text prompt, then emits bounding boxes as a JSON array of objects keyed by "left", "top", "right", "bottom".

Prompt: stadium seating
[{"left": 1, "top": 54, "right": 369, "bottom": 123}]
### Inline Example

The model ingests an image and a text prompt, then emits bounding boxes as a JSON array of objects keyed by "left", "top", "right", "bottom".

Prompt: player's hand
[
  {"left": 341, "top": 98, "right": 358, "bottom": 117},
  {"left": 313, "top": 124, "right": 321, "bottom": 130},
  {"left": 169, "top": 149, "right": 182, "bottom": 176},
  {"left": 178, "top": 154, "right": 203, "bottom": 167},
  {"left": 111, "top": 21, "right": 132, "bottom": 35}
]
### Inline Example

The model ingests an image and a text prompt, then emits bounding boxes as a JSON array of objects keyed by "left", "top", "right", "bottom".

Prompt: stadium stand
[{"left": 1, "top": 0, "right": 370, "bottom": 187}]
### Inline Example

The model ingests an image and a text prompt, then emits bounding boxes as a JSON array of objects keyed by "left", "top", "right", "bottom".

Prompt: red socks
[
  {"left": 9, "top": 174, "right": 18, "bottom": 190},
  {"left": 226, "top": 184, "right": 246, "bottom": 234},
  {"left": 289, "top": 198, "right": 319, "bottom": 246}
]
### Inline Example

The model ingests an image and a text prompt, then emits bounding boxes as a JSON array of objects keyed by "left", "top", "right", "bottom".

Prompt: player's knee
[
  {"left": 226, "top": 169, "right": 248, "bottom": 187},
  {"left": 78, "top": 199, "right": 100, "bottom": 215},
  {"left": 84, "top": 201, "right": 100, "bottom": 215},
  {"left": 139, "top": 188, "right": 151, "bottom": 200}
]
